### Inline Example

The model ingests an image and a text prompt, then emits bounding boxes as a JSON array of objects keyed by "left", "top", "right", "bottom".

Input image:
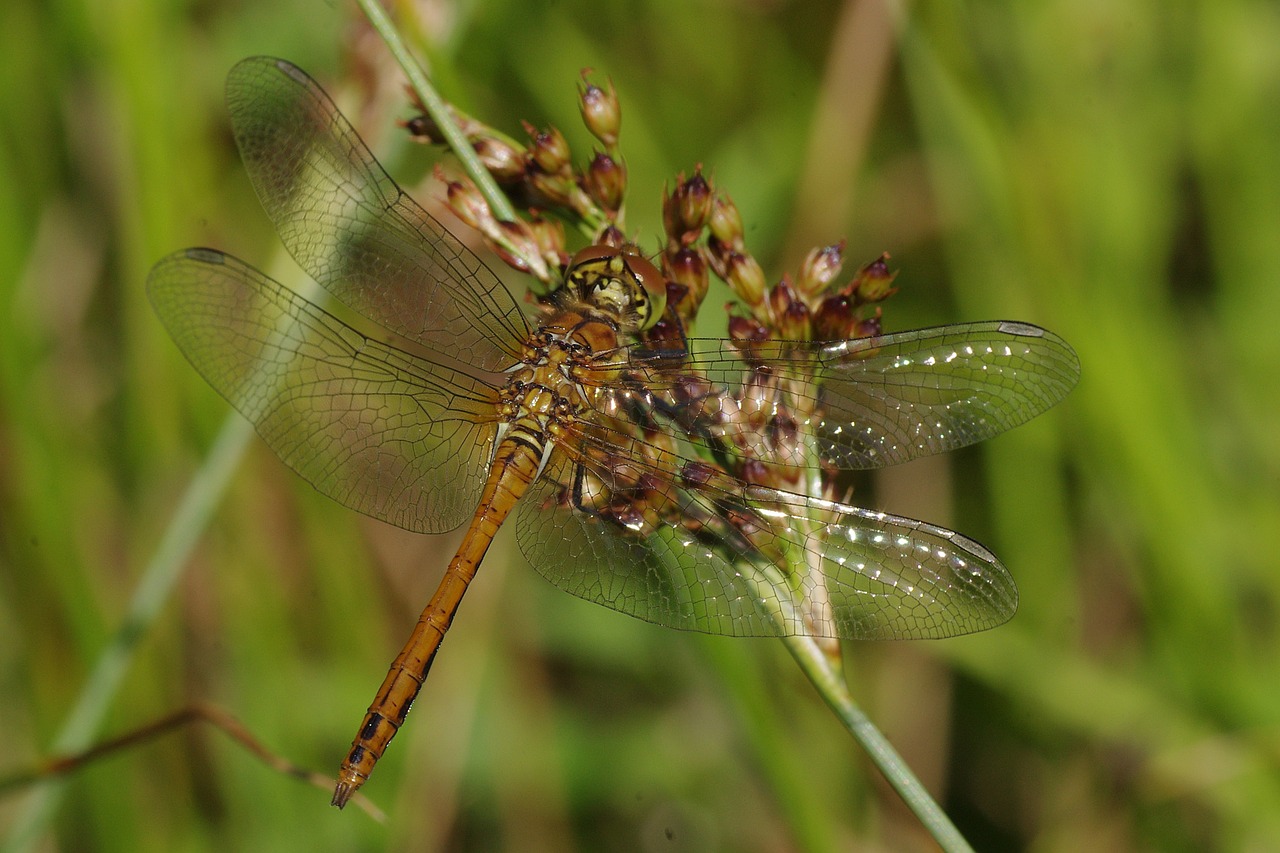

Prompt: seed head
[
  {"left": 850, "top": 253, "right": 897, "bottom": 303},
  {"left": 780, "top": 300, "right": 812, "bottom": 343},
  {"left": 798, "top": 242, "right": 845, "bottom": 298},
  {"left": 525, "top": 122, "right": 571, "bottom": 175},
  {"left": 664, "top": 248, "right": 708, "bottom": 317},
  {"left": 578, "top": 71, "right": 621, "bottom": 148},
  {"left": 473, "top": 136, "right": 525, "bottom": 182},
  {"left": 813, "top": 294, "right": 856, "bottom": 341},
  {"left": 708, "top": 195, "right": 744, "bottom": 249},
  {"left": 442, "top": 173, "right": 494, "bottom": 232},
  {"left": 723, "top": 252, "right": 767, "bottom": 308},
  {"left": 853, "top": 311, "right": 883, "bottom": 340},
  {"left": 663, "top": 170, "right": 713, "bottom": 246},
  {"left": 728, "top": 313, "right": 771, "bottom": 364},
  {"left": 585, "top": 151, "right": 626, "bottom": 212},
  {"left": 526, "top": 215, "right": 567, "bottom": 269}
]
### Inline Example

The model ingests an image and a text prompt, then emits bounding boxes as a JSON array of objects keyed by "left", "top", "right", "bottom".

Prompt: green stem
[
  {"left": 780, "top": 633, "right": 975, "bottom": 853},
  {"left": 354, "top": 0, "right": 518, "bottom": 224},
  {"left": 2, "top": 416, "right": 255, "bottom": 853}
]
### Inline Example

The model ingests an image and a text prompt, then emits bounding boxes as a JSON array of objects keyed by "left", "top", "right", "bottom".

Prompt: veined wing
[
  {"left": 225, "top": 56, "right": 530, "bottom": 372},
  {"left": 583, "top": 321, "right": 1080, "bottom": 471},
  {"left": 515, "top": 433, "right": 1015, "bottom": 640},
  {"left": 148, "top": 248, "right": 502, "bottom": 534}
]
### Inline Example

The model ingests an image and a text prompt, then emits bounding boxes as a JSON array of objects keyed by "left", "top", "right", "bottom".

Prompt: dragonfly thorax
[{"left": 500, "top": 321, "right": 606, "bottom": 445}]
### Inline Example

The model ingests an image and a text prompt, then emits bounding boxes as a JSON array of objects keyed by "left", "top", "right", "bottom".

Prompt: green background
[{"left": 2, "top": 0, "right": 1278, "bottom": 850}]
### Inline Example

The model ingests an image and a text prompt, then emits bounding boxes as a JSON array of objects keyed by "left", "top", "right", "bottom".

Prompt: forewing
[
  {"left": 811, "top": 321, "right": 1079, "bottom": 467},
  {"left": 588, "top": 321, "right": 1080, "bottom": 470},
  {"left": 514, "top": 442, "right": 1016, "bottom": 640},
  {"left": 148, "top": 248, "right": 500, "bottom": 533},
  {"left": 225, "top": 56, "right": 529, "bottom": 371}
]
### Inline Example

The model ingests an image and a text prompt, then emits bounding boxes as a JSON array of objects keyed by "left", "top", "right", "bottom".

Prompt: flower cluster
[
  {"left": 406, "top": 71, "right": 899, "bottom": 548},
  {"left": 407, "top": 73, "right": 895, "bottom": 352}
]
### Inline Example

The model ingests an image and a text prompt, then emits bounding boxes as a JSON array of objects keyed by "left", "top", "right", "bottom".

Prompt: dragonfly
[{"left": 147, "top": 57, "right": 1080, "bottom": 808}]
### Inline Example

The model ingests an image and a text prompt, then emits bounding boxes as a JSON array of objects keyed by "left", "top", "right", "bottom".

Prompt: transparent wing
[
  {"left": 225, "top": 56, "right": 530, "bottom": 372},
  {"left": 147, "top": 248, "right": 502, "bottom": 534},
  {"left": 585, "top": 321, "right": 1080, "bottom": 470},
  {"left": 515, "top": 442, "right": 1015, "bottom": 640},
  {"left": 512, "top": 319, "right": 1077, "bottom": 637}
]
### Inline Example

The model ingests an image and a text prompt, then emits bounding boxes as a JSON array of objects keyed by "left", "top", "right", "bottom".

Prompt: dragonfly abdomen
[{"left": 331, "top": 435, "right": 544, "bottom": 808}]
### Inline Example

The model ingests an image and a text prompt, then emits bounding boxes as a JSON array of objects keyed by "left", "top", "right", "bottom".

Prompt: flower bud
[
  {"left": 402, "top": 113, "right": 438, "bottom": 142},
  {"left": 473, "top": 136, "right": 525, "bottom": 182},
  {"left": 728, "top": 314, "right": 769, "bottom": 343},
  {"left": 604, "top": 500, "right": 649, "bottom": 534},
  {"left": 584, "top": 151, "right": 626, "bottom": 211},
  {"left": 768, "top": 411, "right": 799, "bottom": 455},
  {"left": 597, "top": 224, "right": 627, "bottom": 248},
  {"left": 443, "top": 174, "right": 494, "bottom": 232},
  {"left": 728, "top": 314, "right": 771, "bottom": 364},
  {"left": 525, "top": 121, "right": 571, "bottom": 174},
  {"left": 813, "top": 294, "right": 855, "bottom": 341},
  {"left": 643, "top": 314, "right": 687, "bottom": 353},
  {"left": 496, "top": 220, "right": 550, "bottom": 280},
  {"left": 851, "top": 253, "right": 897, "bottom": 303},
  {"left": 665, "top": 247, "right": 708, "bottom": 312},
  {"left": 681, "top": 460, "right": 717, "bottom": 490},
  {"left": 579, "top": 72, "right": 621, "bottom": 148},
  {"left": 768, "top": 277, "right": 798, "bottom": 323},
  {"left": 778, "top": 298, "right": 811, "bottom": 342},
  {"left": 663, "top": 170, "right": 712, "bottom": 245},
  {"left": 678, "top": 170, "right": 712, "bottom": 232},
  {"left": 661, "top": 281, "right": 692, "bottom": 326},
  {"left": 724, "top": 252, "right": 767, "bottom": 307},
  {"left": 527, "top": 168, "right": 575, "bottom": 207},
  {"left": 853, "top": 311, "right": 883, "bottom": 340},
  {"left": 526, "top": 215, "right": 567, "bottom": 268},
  {"left": 798, "top": 242, "right": 845, "bottom": 297},
  {"left": 708, "top": 194, "right": 744, "bottom": 248}
]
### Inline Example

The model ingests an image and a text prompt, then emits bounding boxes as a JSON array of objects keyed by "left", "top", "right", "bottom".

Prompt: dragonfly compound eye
[{"left": 565, "top": 245, "right": 667, "bottom": 332}]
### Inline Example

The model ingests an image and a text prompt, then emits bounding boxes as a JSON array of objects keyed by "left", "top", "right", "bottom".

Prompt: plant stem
[
  {"left": 354, "top": 0, "right": 518, "bottom": 224},
  {"left": 2, "top": 417, "right": 255, "bottom": 853},
  {"left": 780, "top": 633, "right": 975, "bottom": 853}
]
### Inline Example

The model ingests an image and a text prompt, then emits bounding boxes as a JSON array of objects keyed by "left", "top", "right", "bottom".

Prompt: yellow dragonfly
[{"left": 147, "top": 57, "right": 1079, "bottom": 808}]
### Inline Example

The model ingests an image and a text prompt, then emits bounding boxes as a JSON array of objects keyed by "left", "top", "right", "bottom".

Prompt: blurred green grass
[{"left": 2, "top": 0, "right": 1278, "bottom": 850}]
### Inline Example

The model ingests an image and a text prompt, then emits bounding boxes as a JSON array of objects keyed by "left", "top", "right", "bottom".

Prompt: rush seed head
[{"left": 578, "top": 71, "right": 621, "bottom": 149}]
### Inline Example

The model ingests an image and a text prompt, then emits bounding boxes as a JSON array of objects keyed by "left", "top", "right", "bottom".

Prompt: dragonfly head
[{"left": 562, "top": 244, "right": 666, "bottom": 332}]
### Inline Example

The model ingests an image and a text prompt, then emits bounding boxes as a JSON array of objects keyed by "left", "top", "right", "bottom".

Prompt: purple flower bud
[
  {"left": 597, "top": 224, "right": 627, "bottom": 248},
  {"left": 584, "top": 151, "right": 626, "bottom": 211},
  {"left": 725, "top": 252, "right": 767, "bottom": 307},
  {"left": 663, "top": 170, "right": 712, "bottom": 244},
  {"left": 851, "top": 253, "right": 898, "bottom": 303},
  {"left": 813, "top": 294, "right": 855, "bottom": 341},
  {"left": 729, "top": 314, "right": 772, "bottom": 364},
  {"left": 708, "top": 195, "right": 744, "bottom": 248},
  {"left": 665, "top": 247, "right": 708, "bottom": 312},
  {"left": 402, "top": 114, "right": 439, "bottom": 141},
  {"left": 579, "top": 72, "right": 621, "bottom": 148},
  {"left": 444, "top": 177, "right": 492, "bottom": 231},
  {"left": 769, "top": 277, "right": 798, "bottom": 321},
  {"left": 798, "top": 242, "right": 845, "bottom": 297},
  {"left": 681, "top": 461, "right": 717, "bottom": 489},
  {"left": 527, "top": 168, "right": 574, "bottom": 207},
  {"left": 526, "top": 216, "right": 566, "bottom": 266},
  {"left": 525, "top": 122, "right": 571, "bottom": 174},
  {"left": 853, "top": 312, "right": 882, "bottom": 340},
  {"left": 474, "top": 136, "right": 525, "bottom": 181},
  {"left": 779, "top": 299, "right": 811, "bottom": 342}
]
